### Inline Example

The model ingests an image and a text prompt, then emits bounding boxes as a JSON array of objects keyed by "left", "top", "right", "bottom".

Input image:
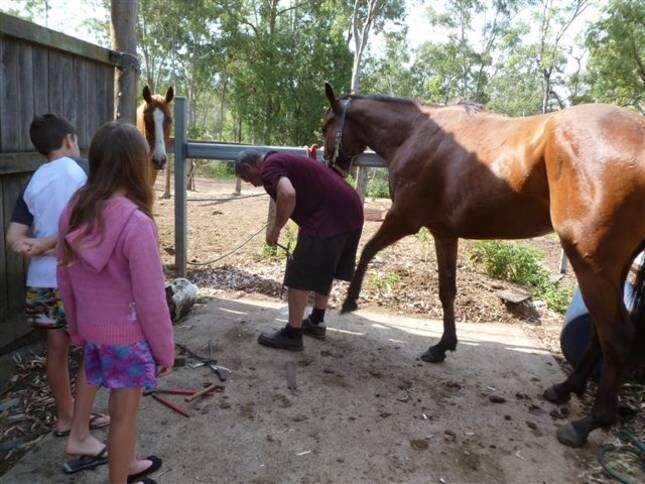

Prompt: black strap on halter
[{"left": 327, "top": 99, "right": 354, "bottom": 178}]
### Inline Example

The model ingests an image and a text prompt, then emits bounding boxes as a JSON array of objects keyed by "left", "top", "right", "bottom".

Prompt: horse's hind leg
[
  {"left": 552, "top": 253, "right": 634, "bottom": 447},
  {"left": 342, "top": 207, "right": 419, "bottom": 313},
  {"left": 421, "top": 235, "right": 458, "bottom": 363},
  {"left": 544, "top": 328, "right": 601, "bottom": 404}
]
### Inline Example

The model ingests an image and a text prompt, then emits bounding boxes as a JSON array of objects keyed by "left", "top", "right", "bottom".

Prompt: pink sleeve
[
  {"left": 56, "top": 206, "right": 83, "bottom": 346},
  {"left": 123, "top": 216, "right": 174, "bottom": 368}
]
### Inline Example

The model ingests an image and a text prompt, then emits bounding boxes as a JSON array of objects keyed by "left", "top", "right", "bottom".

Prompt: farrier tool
[
  {"left": 276, "top": 242, "right": 292, "bottom": 298},
  {"left": 178, "top": 341, "right": 231, "bottom": 382},
  {"left": 143, "top": 387, "right": 215, "bottom": 417}
]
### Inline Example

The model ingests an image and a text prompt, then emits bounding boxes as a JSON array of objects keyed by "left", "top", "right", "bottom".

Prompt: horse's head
[
  {"left": 322, "top": 82, "right": 367, "bottom": 178},
  {"left": 139, "top": 85, "right": 174, "bottom": 170}
]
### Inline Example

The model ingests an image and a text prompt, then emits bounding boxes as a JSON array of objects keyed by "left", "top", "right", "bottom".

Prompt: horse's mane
[{"left": 341, "top": 94, "right": 486, "bottom": 114}]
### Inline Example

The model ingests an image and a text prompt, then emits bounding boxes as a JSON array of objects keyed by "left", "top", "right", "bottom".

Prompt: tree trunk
[
  {"left": 111, "top": 0, "right": 138, "bottom": 124},
  {"left": 542, "top": 69, "right": 551, "bottom": 113}
]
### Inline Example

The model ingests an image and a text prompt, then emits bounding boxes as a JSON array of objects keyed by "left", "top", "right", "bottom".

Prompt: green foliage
[
  {"left": 416, "top": 227, "right": 431, "bottom": 244},
  {"left": 366, "top": 271, "right": 401, "bottom": 291},
  {"left": 579, "top": 0, "right": 644, "bottom": 112},
  {"left": 258, "top": 223, "right": 297, "bottom": 261},
  {"left": 470, "top": 240, "right": 572, "bottom": 313},
  {"left": 194, "top": 160, "right": 236, "bottom": 179},
  {"left": 366, "top": 173, "right": 389, "bottom": 198}
]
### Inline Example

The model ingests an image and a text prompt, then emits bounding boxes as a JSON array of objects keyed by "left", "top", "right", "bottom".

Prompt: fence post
[
  {"left": 234, "top": 176, "right": 242, "bottom": 196},
  {"left": 174, "top": 96, "right": 187, "bottom": 277},
  {"left": 356, "top": 165, "right": 369, "bottom": 204}
]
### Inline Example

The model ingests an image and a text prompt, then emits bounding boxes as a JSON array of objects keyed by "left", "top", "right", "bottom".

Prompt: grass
[{"left": 470, "top": 240, "right": 572, "bottom": 313}]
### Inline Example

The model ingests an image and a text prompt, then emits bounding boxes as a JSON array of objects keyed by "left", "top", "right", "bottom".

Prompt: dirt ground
[
  {"left": 2, "top": 176, "right": 643, "bottom": 483},
  {"left": 3, "top": 297, "right": 608, "bottom": 483}
]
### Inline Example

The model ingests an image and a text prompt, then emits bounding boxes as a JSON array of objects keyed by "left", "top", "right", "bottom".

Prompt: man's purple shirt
[{"left": 260, "top": 151, "right": 364, "bottom": 237}]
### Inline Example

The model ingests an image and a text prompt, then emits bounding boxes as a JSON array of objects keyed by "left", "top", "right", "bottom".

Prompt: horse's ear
[
  {"left": 165, "top": 86, "right": 174, "bottom": 103},
  {"left": 143, "top": 85, "right": 152, "bottom": 103},
  {"left": 325, "top": 82, "right": 339, "bottom": 113}
]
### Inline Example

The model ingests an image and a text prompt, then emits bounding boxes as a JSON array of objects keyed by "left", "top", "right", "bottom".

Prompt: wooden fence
[{"left": 0, "top": 13, "right": 117, "bottom": 349}]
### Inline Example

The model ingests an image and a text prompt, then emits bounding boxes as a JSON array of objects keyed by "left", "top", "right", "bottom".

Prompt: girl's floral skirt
[{"left": 84, "top": 340, "right": 156, "bottom": 389}]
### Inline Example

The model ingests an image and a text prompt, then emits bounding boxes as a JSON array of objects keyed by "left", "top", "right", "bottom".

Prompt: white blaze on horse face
[{"left": 152, "top": 108, "right": 166, "bottom": 163}]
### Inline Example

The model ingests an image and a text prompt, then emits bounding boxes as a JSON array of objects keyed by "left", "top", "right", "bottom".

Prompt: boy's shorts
[
  {"left": 284, "top": 229, "right": 362, "bottom": 296},
  {"left": 25, "top": 287, "right": 67, "bottom": 330}
]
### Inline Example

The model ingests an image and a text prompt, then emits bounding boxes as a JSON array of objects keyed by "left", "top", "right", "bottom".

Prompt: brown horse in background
[
  {"left": 322, "top": 82, "right": 645, "bottom": 447},
  {"left": 136, "top": 85, "right": 174, "bottom": 195}
]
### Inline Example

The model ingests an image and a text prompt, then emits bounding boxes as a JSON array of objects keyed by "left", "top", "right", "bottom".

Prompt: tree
[
  {"left": 580, "top": 0, "right": 644, "bottom": 112},
  {"left": 349, "top": 0, "right": 405, "bottom": 93},
  {"left": 534, "top": 0, "right": 589, "bottom": 112}
]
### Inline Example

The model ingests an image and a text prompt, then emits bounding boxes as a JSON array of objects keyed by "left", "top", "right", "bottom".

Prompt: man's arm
[{"left": 267, "top": 177, "right": 296, "bottom": 245}]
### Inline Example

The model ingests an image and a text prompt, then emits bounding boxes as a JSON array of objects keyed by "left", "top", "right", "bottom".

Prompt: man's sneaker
[
  {"left": 302, "top": 317, "right": 326, "bottom": 340},
  {"left": 258, "top": 325, "right": 304, "bottom": 351}
]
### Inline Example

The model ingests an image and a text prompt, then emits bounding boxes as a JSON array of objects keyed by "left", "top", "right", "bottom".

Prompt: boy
[{"left": 5, "top": 114, "right": 108, "bottom": 461}]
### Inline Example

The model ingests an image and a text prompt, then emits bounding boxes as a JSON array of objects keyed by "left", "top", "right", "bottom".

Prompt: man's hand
[{"left": 266, "top": 227, "right": 280, "bottom": 246}]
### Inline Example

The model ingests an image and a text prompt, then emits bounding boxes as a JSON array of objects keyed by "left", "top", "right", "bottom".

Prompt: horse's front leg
[
  {"left": 421, "top": 235, "right": 458, "bottom": 363},
  {"left": 342, "top": 209, "right": 419, "bottom": 313}
]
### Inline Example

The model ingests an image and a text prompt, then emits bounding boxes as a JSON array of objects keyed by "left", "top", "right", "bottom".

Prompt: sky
[{"left": 0, "top": 0, "right": 600, "bottom": 68}]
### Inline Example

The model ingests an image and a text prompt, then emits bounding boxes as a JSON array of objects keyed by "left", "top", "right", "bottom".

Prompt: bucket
[{"left": 560, "top": 280, "right": 635, "bottom": 379}]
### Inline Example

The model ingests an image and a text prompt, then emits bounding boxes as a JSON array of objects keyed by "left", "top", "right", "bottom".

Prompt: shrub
[{"left": 470, "top": 240, "right": 572, "bottom": 313}]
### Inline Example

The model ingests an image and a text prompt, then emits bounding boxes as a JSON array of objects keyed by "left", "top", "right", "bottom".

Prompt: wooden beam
[
  {"left": 0, "top": 151, "right": 89, "bottom": 175},
  {"left": 0, "top": 12, "right": 116, "bottom": 66}
]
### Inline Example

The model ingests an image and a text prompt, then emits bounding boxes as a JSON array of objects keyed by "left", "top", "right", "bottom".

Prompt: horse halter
[{"left": 325, "top": 98, "right": 359, "bottom": 178}]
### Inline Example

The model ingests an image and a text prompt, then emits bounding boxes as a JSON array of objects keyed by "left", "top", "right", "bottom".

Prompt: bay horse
[
  {"left": 136, "top": 85, "right": 174, "bottom": 193},
  {"left": 321, "top": 82, "right": 645, "bottom": 447}
]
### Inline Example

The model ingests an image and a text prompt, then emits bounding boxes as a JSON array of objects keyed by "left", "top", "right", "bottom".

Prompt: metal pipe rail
[{"left": 173, "top": 95, "right": 386, "bottom": 276}]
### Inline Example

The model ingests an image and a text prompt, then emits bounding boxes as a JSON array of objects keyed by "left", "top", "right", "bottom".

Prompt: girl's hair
[{"left": 61, "top": 122, "right": 154, "bottom": 265}]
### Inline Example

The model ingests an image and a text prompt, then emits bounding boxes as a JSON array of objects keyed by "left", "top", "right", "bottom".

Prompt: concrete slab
[{"left": 3, "top": 297, "right": 596, "bottom": 483}]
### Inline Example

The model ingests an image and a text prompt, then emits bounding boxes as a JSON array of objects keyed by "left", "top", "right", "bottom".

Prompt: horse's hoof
[
  {"left": 556, "top": 422, "right": 588, "bottom": 447},
  {"left": 420, "top": 346, "right": 447, "bottom": 363},
  {"left": 543, "top": 385, "right": 571, "bottom": 404},
  {"left": 340, "top": 300, "right": 358, "bottom": 314}
]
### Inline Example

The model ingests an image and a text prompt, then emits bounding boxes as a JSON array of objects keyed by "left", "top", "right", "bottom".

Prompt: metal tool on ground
[
  {"left": 184, "top": 383, "right": 218, "bottom": 403},
  {"left": 276, "top": 242, "right": 292, "bottom": 299},
  {"left": 143, "top": 387, "right": 216, "bottom": 417},
  {"left": 179, "top": 340, "right": 232, "bottom": 382}
]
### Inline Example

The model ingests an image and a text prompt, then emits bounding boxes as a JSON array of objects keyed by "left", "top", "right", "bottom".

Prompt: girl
[{"left": 57, "top": 122, "right": 174, "bottom": 484}]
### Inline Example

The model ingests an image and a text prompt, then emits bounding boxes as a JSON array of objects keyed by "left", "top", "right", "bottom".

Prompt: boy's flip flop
[
  {"left": 53, "top": 412, "right": 110, "bottom": 437},
  {"left": 62, "top": 446, "right": 108, "bottom": 474}
]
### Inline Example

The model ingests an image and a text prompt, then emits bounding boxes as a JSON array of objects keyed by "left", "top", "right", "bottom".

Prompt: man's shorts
[
  {"left": 284, "top": 229, "right": 362, "bottom": 295},
  {"left": 25, "top": 287, "right": 67, "bottom": 330}
]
